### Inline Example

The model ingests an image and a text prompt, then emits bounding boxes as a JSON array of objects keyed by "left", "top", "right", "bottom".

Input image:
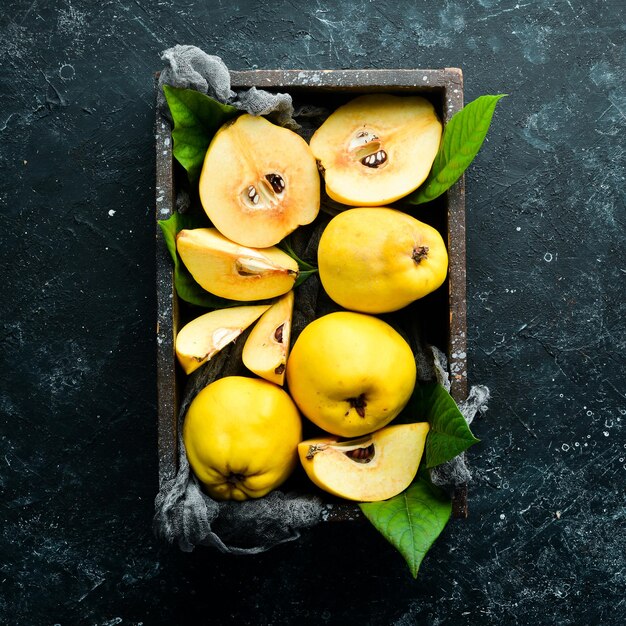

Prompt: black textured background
[{"left": 1, "top": 1, "right": 625, "bottom": 624}]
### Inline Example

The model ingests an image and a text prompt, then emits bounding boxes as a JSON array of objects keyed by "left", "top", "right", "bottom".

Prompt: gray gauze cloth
[
  {"left": 158, "top": 44, "right": 298, "bottom": 129},
  {"left": 153, "top": 46, "right": 489, "bottom": 554}
]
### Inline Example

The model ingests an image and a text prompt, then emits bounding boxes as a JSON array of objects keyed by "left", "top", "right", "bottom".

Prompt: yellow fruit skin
[
  {"left": 183, "top": 376, "right": 302, "bottom": 501},
  {"left": 318, "top": 207, "right": 448, "bottom": 313},
  {"left": 286, "top": 312, "right": 416, "bottom": 437}
]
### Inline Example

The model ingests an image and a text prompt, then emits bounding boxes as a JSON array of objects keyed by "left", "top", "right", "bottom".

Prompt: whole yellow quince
[
  {"left": 183, "top": 376, "right": 302, "bottom": 501},
  {"left": 317, "top": 207, "right": 448, "bottom": 313},
  {"left": 286, "top": 312, "right": 416, "bottom": 437}
]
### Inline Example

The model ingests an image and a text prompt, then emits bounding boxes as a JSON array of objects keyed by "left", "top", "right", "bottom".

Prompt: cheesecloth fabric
[{"left": 152, "top": 45, "right": 489, "bottom": 554}]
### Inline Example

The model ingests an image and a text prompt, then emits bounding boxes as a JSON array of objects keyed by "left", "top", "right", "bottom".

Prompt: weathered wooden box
[{"left": 155, "top": 69, "right": 468, "bottom": 517}]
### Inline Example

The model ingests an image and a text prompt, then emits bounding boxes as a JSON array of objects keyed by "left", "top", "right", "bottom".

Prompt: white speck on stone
[
  {"left": 500, "top": 513, "right": 506, "bottom": 520},
  {"left": 516, "top": 226, "right": 521, "bottom": 231},
  {"left": 108, "top": 210, "right": 116, "bottom": 217},
  {"left": 160, "top": 208, "right": 169, "bottom": 215},
  {"left": 544, "top": 252, "right": 553, "bottom": 262},
  {"left": 561, "top": 443, "right": 570, "bottom": 451},
  {"left": 603, "top": 431, "right": 609, "bottom": 437}
]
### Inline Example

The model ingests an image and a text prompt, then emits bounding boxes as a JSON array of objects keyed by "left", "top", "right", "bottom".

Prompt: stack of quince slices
[{"left": 176, "top": 94, "right": 449, "bottom": 504}]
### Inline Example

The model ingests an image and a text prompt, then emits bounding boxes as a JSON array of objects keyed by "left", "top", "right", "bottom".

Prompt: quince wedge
[
  {"left": 199, "top": 114, "right": 320, "bottom": 248},
  {"left": 310, "top": 94, "right": 442, "bottom": 206},
  {"left": 177, "top": 228, "right": 298, "bottom": 301},
  {"left": 298, "top": 422, "right": 430, "bottom": 502},
  {"left": 286, "top": 311, "right": 417, "bottom": 437},
  {"left": 184, "top": 376, "right": 302, "bottom": 501},
  {"left": 242, "top": 291, "right": 294, "bottom": 386},
  {"left": 317, "top": 207, "right": 448, "bottom": 313},
  {"left": 175, "top": 304, "right": 270, "bottom": 375}
]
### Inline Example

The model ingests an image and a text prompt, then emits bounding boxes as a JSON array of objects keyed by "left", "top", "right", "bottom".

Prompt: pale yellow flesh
[
  {"left": 184, "top": 376, "right": 302, "bottom": 501},
  {"left": 286, "top": 311, "right": 417, "bottom": 437},
  {"left": 318, "top": 207, "right": 448, "bottom": 313},
  {"left": 242, "top": 291, "right": 294, "bottom": 385},
  {"left": 177, "top": 227, "right": 298, "bottom": 301},
  {"left": 310, "top": 95, "right": 442, "bottom": 206},
  {"left": 175, "top": 305, "right": 270, "bottom": 374},
  {"left": 298, "top": 422, "right": 430, "bottom": 501},
  {"left": 199, "top": 114, "right": 320, "bottom": 247}
]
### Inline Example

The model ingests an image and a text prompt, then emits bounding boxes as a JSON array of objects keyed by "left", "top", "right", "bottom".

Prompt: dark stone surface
[{"left": 1, "top": 1, "right": 624, "bottom": 624}]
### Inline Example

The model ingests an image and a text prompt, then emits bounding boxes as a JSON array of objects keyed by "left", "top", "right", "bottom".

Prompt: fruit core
[
  {"left": 347, "top": 129, "right": 388, "bottom": 169},
  {"left": 241, "top": 173, "right": 286, "bottom": 210},
  {"left": 344, "top": 443, "right": 375, "bottom": 463},
  {"left": 192, "top": 327, "right": 241, "bottom": 362},
  {"left": 274, "top": 323, "right": 285, "bottom": 343},
  {"left": 235, "top": 257, "right": 297, "bottom": 278},
  {"left": 305, "top": 438, "right": 376, "bottom": 464}
]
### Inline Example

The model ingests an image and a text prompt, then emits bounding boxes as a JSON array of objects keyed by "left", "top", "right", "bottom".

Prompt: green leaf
[
  {"left": 278, "top": 236, "right": 319, "bottom": 286},
  {"left": 407, "top": 94, "right": 507, "bottom": 205},
  {"left": 359, "top": 478, "right": 452, "bottom": 578},
  {"left": 293, "top": 268, "right": 318, "bottom": 287},
  {"left": 158, "top": 212, "right": 239, "bottom": 309},
  {"left": 162, "top": 84, "right": 240, "bottom": 181},
  {"left": 409, "top": 383, "right": 480, "bottom": 468}
]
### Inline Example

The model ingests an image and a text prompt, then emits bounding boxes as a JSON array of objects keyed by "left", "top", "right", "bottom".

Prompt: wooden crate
[{"left": 155, "top": 69, "right": 468, "bottom": 518}]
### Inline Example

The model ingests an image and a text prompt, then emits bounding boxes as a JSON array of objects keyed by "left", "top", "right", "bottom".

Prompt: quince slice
[
  {"left": 310, "top": 94, "right": 442, "bottom": 206},
  {"left": 177, "top": 228, "right": 299, "bottom": 301},
  {"left": 242, "top": 291, "right": 294, "bottom": 386},
  {"left": 175, "top": 305, "right": 270, "bottom": 374},
  {"left": 298, "top": 422, "right": 430, "bottom": 502},
  {"left": 199, "top": 114, "right": 320, "bottom": 247}
]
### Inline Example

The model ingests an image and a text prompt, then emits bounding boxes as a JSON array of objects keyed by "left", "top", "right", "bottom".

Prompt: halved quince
[
  {"left": 298, "top": 423, "right": 430, "bottom": 502},
  {"left": 199, "top": 114, "right": 320, "bottom": 248},
  {"left": 242, "top": 291, "right": 294, "bottom": 386},
  {"left": 175, "top": 305, "right": 270, "bottom": 374},
  {"left": 177, "top": 228, "right": 298, "bottom": 301},
  {"left": 310, "top": 94, "right": 442, "bottom": 206}
]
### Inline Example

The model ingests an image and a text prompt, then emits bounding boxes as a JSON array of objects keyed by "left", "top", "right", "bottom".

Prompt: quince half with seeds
[
  {"left": 242, "top": 291, "right": 294, "bottom": 386},
  {"left": 177, "top": 228, "right": 298, "bottom": 301},
  {"left": 175, "top": 304, "right": 270, "bottom": 374},
  {"left": 298, "top": 422, "right": 430, "bottom": 502},
  {"left": 199, "top": 114, "right": 320, "bottom": 248},
  {"left": 317, "top": 207, "right": 448, "bottom": 313},
  {"left": 310, "top": 94, "right": 442, "bottom": 206}
]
